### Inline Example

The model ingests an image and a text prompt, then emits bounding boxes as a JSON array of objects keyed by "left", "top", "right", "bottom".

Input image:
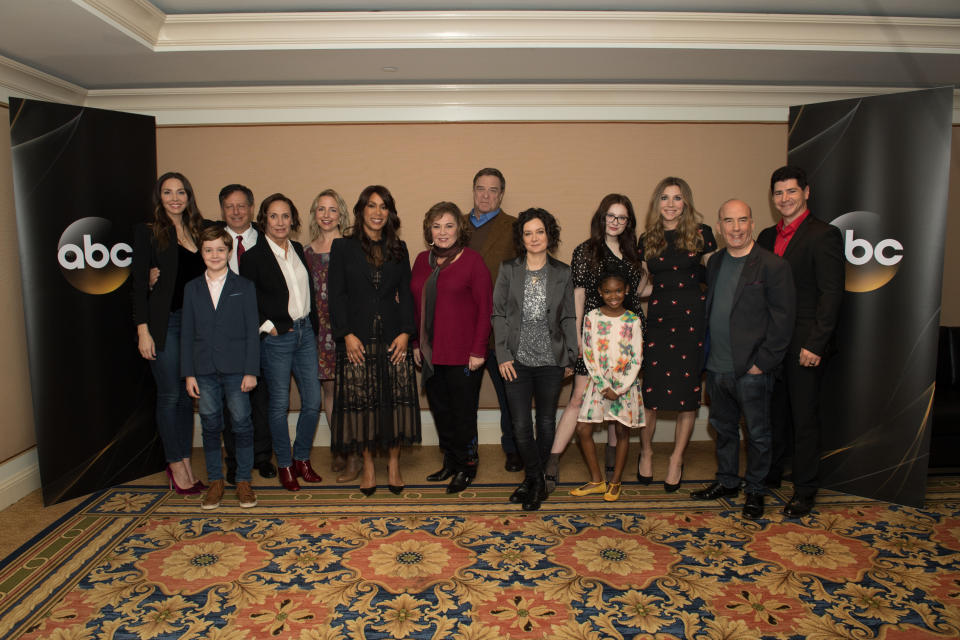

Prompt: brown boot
[
  {"left": 202, "top": 480, "right": 225, "bottom": 510},
  {"left": 336, "top": 455, "right": 362, "bottom": 483},
  {"left": 236, "top": 481, "right": 257, "bottom": 508}
]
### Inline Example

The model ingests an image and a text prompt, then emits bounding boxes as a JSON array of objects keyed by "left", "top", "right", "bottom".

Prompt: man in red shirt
[{"left": 757, "top": 166, "right": 845, "bottom": 518}]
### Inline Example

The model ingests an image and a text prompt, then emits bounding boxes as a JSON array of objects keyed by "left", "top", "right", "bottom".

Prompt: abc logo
[
  {"left": 829, "top": 211, "right": 903, "bottom": 293},
  {"left": 57, "top": 217, "right": 132, "bottom": 295}
]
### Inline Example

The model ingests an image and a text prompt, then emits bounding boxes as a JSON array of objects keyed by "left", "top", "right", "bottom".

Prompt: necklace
[{"left": 527, "top": 265, "right": 545, "bottom": 284}]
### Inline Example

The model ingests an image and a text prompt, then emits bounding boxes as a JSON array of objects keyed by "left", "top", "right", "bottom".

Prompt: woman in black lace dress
[{"left": 637, "top": 177, "right": 716, "bottom": 492}]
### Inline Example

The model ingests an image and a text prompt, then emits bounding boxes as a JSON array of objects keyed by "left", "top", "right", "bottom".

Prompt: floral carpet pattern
[{"left": 2, "top": 478, "right": 960, "bottom": 639}]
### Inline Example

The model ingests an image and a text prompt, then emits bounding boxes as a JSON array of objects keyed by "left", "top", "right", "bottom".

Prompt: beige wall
[
  {"left": 0, "top": 105, "right": 37, "bottom": 461},
  {"left": 0, "top": 118, "right": 957, "bottom": 449}
]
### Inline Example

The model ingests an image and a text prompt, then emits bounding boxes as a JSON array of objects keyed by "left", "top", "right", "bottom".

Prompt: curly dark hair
[
  {"left": 422, "top": 201, "right": 470, "bottom": 248},
  {"left": 349, "top": 185, "right": 406, "bottom": 265},
  {"left": 513, "top": 207, "right": 561, "bottom": 256},
  {"left": 256, "top": 193, "right": 301, "bottom": 234}
]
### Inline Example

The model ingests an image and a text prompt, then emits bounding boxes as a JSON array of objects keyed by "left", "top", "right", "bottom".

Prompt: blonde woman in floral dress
[{"left": 570, "top": 271, "right": 645, "bottom": 502}]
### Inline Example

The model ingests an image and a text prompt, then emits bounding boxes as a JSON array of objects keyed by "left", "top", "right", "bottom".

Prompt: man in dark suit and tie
[
  {"left": 758, "top": 166, "right": 845, "bottom": 518},
  {"left": 692, "top": 199, "right": 795, "bottom": 520},
  {"left": 217, "top": 184, "right": 277, "bottom": 483},
  {"left": 182, "top": 226, "right": 261, "bottom": 509}
]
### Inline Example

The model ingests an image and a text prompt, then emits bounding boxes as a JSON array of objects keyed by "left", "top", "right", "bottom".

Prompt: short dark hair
[
  {"left": 513, "top": 207, "right": 561, "bottom": 256},
  {"left": 219, "top": 184, "right": 254, "bottom": 206},
  {"left": 770, "top": 165, "right": 808, "bottom": 192},
  {"left": 256, "top": 193, "right": 301, "bottom": 232},
  {"left": 422, "top": 201, "right": 470, "bottom": 248},
  {"left": 199, "top": 224, "right": 233, "bottom": 251},
  {"left": 473, "top": 167, "right": 505, "bottom": 192},
  {"left": 598, "top": 269, "right": 630, "bottom": 291}
]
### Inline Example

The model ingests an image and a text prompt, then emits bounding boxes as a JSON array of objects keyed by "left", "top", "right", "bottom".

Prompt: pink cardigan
[{"left": 410, "top": 247, "right": 493, "bottom": 365}]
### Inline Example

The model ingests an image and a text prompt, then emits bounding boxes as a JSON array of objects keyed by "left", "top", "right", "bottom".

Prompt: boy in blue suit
[{"left": 182, "top": 226, "right": 261, "bottom": 509}]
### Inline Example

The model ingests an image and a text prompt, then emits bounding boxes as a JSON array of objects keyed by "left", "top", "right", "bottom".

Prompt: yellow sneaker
[
  {"left": 604, "top": 482, "right": 623, "bottom": 502},
  {"left": 570, "top": 480, "right": 607, "bottom": 497}
]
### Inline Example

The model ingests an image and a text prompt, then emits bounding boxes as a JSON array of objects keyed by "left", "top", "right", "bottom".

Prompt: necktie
[{"left": 236, "top": 235, "right": 245, "bottom": 258}]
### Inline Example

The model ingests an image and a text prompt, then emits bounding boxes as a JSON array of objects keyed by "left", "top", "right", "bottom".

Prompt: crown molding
[
  {"left": 0, "top": 54, "right": 86, "bottom": 105},
  {"left": 73, "top": 3, "right": 960, "bottom": 54},
  {"left": 81, "top": 84, "right": 960, "bottom": 125}
]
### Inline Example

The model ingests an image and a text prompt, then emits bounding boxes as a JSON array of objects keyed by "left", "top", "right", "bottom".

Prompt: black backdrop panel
[
  {"left": 788, "top": 87, "right": 953, "bottom": 506},
  {"left": 9, "top": 98, "right": 164, "bottom": 505}
]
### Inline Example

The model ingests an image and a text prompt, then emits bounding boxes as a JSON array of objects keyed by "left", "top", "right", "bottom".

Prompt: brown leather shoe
[
  {"left": 278, "top": 466, "right": 301, "bottom": 492},
  {"left": 202, "top": 480, "right": 225, "bottom": 510},
  {"left": 293, "top": 459, "right": 323, "bottom": 483},
  {"left": 236, "top": 481, "right": 257, "bottom": 508}
]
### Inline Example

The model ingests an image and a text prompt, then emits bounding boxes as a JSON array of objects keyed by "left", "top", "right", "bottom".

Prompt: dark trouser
[
  {"left": 707, "top": 370, "right": 774, "bottom": 495},
  {"left": 769, "top": 355, "right": 825, "bottom": 498},
  {"left": 484, "top": 349, "right": 517, "bottom": 455},
  {"left": 223, "top": 375, "right": 273, "bottom": 475},
  {"left": 425, "top": 364, "right": 483, "bottom": 475},
  {"left": 504, "top": 363, "right": 564, "bottom": 478},
  {"left": 149, "top": 309, "right": 194, "bottom": 463}
]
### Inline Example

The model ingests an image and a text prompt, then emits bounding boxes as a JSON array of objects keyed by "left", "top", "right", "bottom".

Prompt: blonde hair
[
  {"left": 308, "top": 188, "right": 351, "bottom": 239},
  {"left": 642, "top": 176, "right": 704, "bottom": 259}
]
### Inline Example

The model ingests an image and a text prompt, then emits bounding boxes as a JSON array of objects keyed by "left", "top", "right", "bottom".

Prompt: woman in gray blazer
[{"left": 492, "top": 208, "right": 577, "bottom": 511}]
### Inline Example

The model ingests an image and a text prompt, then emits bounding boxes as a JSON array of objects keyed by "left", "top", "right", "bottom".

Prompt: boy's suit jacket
[{"left": 181, "top": 270, "right": 260, "bottom": 377}]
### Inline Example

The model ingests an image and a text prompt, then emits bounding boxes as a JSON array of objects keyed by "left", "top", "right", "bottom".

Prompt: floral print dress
[
  {"left": 303, "top": 245, "right": 336, "bottom": 380},
  {"left": 578, "top": 308, "right": 645, "bottom": 428}
]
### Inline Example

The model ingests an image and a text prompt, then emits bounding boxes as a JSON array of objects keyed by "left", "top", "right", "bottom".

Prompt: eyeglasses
[{"left": 605, "top": 213, "right": 629, "bottom": 224}]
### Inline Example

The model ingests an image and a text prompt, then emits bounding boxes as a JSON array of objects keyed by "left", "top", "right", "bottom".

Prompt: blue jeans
[
  {"left": 260, "top": 317, "right": 321, "bottom": 468},
  {"left": 197, "top": 373, "right": 254, "bottom": 482},
  {"left": 504, "top": 363, "right": 564, "bottom": 478},
  {"left": 706, "top": 370, "right": 774, "bottom": 494},
  {"left": 484, "top": 349, "right": 517, "bottom": 454},
  {"left": 149, "top": 309, "right": 194, "bottom": 463}
]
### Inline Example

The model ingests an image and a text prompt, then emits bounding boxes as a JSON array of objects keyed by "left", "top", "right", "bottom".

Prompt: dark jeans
[
  {"left": 770, "top": 355, "right": 826, "bottom": 498},
  {"left": 425, "top": 364, "right": 483, "bottom": 474},
  {"left": 260, "top": 317, "right": 321, "bottom": 468},
  {"left": 706, "top": 370, "right": 774, "bottom": 495},
  {"left": 484, "top": 348, "right": 517, "bottom": 454},
  {"left": 196, "top": 373, "right": 254, "bottom": 482},
  {"left": 149, "top": 309, "right": 194, "bottom": 463},
  {"left": 223, "top": 375, "right": 273, "bottom": 473},
  {"left": 504, "top": 363, "right": 564, "bottom": 478}
]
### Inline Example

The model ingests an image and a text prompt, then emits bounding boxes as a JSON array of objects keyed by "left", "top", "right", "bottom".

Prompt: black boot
[
  {"left": 522, "top": 475, "right": 547, "bottom": 511},
  {"left": 509, "top": 476, "right": 534, "bottom": 504}
]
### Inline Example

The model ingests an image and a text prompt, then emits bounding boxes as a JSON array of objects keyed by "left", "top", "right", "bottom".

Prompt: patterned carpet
[{"left": 2, "top": 478, "right": 960, "bottom": 639}]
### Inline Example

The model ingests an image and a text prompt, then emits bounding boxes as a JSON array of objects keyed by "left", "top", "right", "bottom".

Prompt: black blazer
[
  {"left": 328, "top": 236, "right": 415, "bottom": 344},
  {"left": 491, "top": 254, "right": 578, "bottom": 369},
  {"left": 705, "top": 243, "right": 796, "bottom": 378},
  {"left": 180, "top": 270, "right": 260, "bottom": 377},
  {"left": 757, "top": 214, "right": 844, "bottom": 358},
  {"left": 132, "top": 224, "right": 179, "bottom": 351},
  {"left": 239, "top": 238, "right": 318, "bottom": 335}
]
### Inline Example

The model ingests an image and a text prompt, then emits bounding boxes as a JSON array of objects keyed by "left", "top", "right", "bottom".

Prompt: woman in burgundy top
[{"left": 411, "top": 202, "right": 493, "bottom": 494}]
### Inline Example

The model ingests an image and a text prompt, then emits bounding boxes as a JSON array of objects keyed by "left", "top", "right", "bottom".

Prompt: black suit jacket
[
  {"left": 239, "top": 238, "right": 318, "bottom": 335},
  {"left": 180, "top": 270, "right": 260, "bottom": 377},
  {"left": 132, "top": 224, "right": 179, "bottom": 351},
  {"left": 328, "top": 236, "right": 415, "bottom": 344},
  {"left": 757, "top": 214, "right": 844, "bottom": 357},
  {"left": 705, "top": 243, "right": 796, "bottom": 378}
]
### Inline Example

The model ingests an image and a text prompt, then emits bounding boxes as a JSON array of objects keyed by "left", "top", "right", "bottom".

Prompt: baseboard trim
[{"left": 0, "top": 449, "right": 42, "bottom": 511}]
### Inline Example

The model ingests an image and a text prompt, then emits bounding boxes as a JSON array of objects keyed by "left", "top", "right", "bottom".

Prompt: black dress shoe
[
  {"left": 522, "top": 476, "right": 547, "bottom": 511},
  {"left": 426, "top": 467, "right": 455, "bottom": 482},
  {"left": 504, "top": 452, "right": 524, "bottom": 472},
  {"left": 509, "top": 478, "right": 534, "bottom": 504},
  {"left": 256, "top": 461, "right": 277, "bottom": 479},
  {"left": 690, "top": 481, "right": 740, "bottom": 501},
  {"left": 783, "top": 494, "right": 815, "bottom": 518},
  {"left": 446, "top": 471, "right": 473, "bottom": 494},
  {"left": 742, "top": 493, "right": 765, "bottom": 520}
]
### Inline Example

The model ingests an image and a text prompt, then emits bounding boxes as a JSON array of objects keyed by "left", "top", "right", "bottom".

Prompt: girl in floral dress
[{"left": 570, "top": 271, "right": 645, "bottom": 502}]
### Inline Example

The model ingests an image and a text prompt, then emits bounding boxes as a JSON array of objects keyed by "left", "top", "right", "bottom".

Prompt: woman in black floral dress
[{"left": 637, "top": 177, "right": 716, "bottom": 492}]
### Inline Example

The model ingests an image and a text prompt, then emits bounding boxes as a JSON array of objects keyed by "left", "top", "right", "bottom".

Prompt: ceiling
[{"left": 0, "top": 0, "right": 957, "bottom": 123}]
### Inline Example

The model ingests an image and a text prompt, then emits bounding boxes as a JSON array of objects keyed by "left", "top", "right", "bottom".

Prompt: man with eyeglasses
[{"left": 461, "top": 168, "right": 523, "bottom": 474}]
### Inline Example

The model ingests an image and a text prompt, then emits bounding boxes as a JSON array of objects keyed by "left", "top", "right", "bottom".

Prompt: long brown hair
[
  {"left": 151, "top": 172, "right": 204, "bottom": 250},
  {"left": 642, "top": 176, "right": 704, "bottom": 259},
  {"left": 584, "top": 193, "right": 641, "bottom": 272}
]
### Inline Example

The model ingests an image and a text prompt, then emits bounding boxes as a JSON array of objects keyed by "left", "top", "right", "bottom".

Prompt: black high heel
[
  {"left": 663, "top": 464, "right": 684, "bottom": 493},
  {"left": 636, "top": 454, "right": 653, "bottom": 485},
  {"left": 359, "top": 485, "right": 376, "bottom": 497},
  {"left": 388, "top": 484, "right": 405, "bottom": 495}
]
